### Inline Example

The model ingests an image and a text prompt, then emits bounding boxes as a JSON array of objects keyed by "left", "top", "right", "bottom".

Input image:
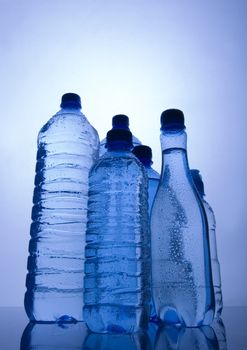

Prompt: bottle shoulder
[
  {"left": 153, "top": 172, "right": 206, "bottom": 221},
  {"left": 90, "top": 151, "right": 147, "bottom": 178},
  {"left": 38, "top": 110, "right": 99, "bottom": 144},
  {"left": 146, "top": 167, "right": 160, "bottom": 180},
  {"left": 202, "top": 198, "right": 216, "bottom": 223},
  {"left": 100, "top": 134, "right": 141, "bottom": 146}
]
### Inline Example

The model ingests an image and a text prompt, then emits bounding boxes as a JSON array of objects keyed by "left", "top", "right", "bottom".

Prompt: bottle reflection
[
  {"left": 82, "top": 331, "right": 151, "bottom": 350},
  {"left": 154, "top": 323, "right": 225, "bottom": 350},
  {"left": 20, "top": 322, "right": 88, "bottom": 350},
  {"left": 212, "top": 318, "right": 228, "bottom": 350}
]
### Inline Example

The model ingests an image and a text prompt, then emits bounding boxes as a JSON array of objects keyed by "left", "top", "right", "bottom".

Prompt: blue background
[{"left": 0, "top": 0, "right": 246, "bottom": 307}]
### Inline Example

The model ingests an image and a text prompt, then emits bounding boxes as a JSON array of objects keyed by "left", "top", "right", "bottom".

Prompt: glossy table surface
[{"left": 0, "top": 306, "right": 246, "bottom": 350}]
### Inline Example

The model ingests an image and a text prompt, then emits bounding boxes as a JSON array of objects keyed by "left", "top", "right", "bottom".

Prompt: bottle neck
[
  {"left": 106, "top": 142, "right": 132, "bottom": 152},
  {"left": 160, "top": 129, "right": 189, "bottom": 179},
  {"left": 58, "top": 106, "right": 82, "bottom": 114},
  {"left": 139, "top": 158, "right": 152, "bottom": 168},
  {"left": 160, "top": 129, "right": 187, "bottom": 151}
]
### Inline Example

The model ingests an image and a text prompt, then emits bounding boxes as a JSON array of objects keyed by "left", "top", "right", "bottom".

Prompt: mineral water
[
  {"left": 84, "top": 128, "right": 150, "bottom": 333},
  {"left": 151, "top": 109, "right": 214, "bottom": 327},
  {"left": 191, "top": 169, "right": 223, "bottom": 318},
  {"left": 24, "top": 93, "right": 99, "bottom": 322},
  {"left": 132, "top": 145, "right": 160, "bottom": 321},
  {"left": 132, "top": 145, "right": 160, "bottom": 215}
]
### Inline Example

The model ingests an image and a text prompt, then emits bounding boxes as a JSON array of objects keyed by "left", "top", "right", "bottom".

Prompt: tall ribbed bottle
[
  {"left": 132, "top": 145, "right": 160, "bottom": 215},
  {"left": 191, "top": 169, "right": 223, "bottom": 318},
  {"left": 84, "top": 129, "right": 150, "bottom": 333},
  {"left": 25, "top": 93, "right": 99, "bottom": 322},
  {"left": 99, "top": 114, "right": 141, "bottom": 156},
  {"left": 151, "top": 109, "right": 214, "bottom": 327}
]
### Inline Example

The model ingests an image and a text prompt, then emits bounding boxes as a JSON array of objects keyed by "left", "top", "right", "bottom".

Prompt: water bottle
[
  {"left": 132, "top": 145, "right": 160, "bottom": 322},
  {"left": 150, "top": 109, "right": 214, "bottom": 327},
  {"left": 99, "top": 114, "right": 141, "bottom": 156},
  {"left": 191, "top": 169, "right": 223, "bottom": 318},
  {"left": 132, "top": 145, "right": 160, "bottom": 215},
  {"left": 20, "top": 322, "right": 88, "bottom": 350},
  {"left": 25, "top": 93, "right": 99, "bottom": 322},
  {"left": 84, "top": 128, "right": 151, "bottom": 333}
]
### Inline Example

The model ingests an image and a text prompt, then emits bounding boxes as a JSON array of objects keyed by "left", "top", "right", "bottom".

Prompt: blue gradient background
[{"left": 0, "top": 0, "right": 246, "bottom": 307}]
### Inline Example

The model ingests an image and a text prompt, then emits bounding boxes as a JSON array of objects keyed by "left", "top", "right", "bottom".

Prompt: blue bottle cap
[
  {"left": 112, "top": 114, "right": 130, "bottom": 130},
  {"left": 132, "top": 145, "right": 153, "bottom": 166},
  {"left": 60, "top": 93, "right": 81, "bottom": 109},
  {"left": 106, "top": 129, "right": 133, "bottom": 149},
  {"left": 160, "top": 109, "right": 185, "bottom": 131},
  {"left": 191, "top": 169, "right": 205, "bottom": 197}
]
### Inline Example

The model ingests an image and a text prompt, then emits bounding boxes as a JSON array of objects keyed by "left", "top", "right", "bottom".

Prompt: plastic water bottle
[
  {"left": 99, "top": 114, "right": 141, "bottom": 156},
  {"left": 25, "top": 93, "right": 99, "bottom": 322},
  {"left": 150, "top": 109, "right": 214, "bottom": 327},
  {"left": 132, "top": 145, "right": 160, "bottom": 215},
  {"left": 84, "top": 128, "right": 151, "bottom": 333},
  {"left": 132, "top": 145, "right": 160, "bottom": 322},
  {"left": 21, "top": 322, "right": 88, "bottom": 350},
  {"left": 191, "top": 169, "right": 223, "bottom": 318}
]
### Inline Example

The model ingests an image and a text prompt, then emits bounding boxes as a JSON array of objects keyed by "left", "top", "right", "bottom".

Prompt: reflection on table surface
[
  {"left": 19, "top": 317, "right": 227, "bottom": 350},
  {"left": 153, "top": 319, "right": 227, "bottom": 350},
  {"left": 0, "top": 307, "right": 246, "bottom": 350}
]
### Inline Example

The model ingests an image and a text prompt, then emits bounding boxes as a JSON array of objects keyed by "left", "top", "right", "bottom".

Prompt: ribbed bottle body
[
  {"left": 25, "top": 109, "right": 99, "bottom": 322},
  {"left": 151, "top": 148, "right": 214, "bottom": 327},
  {"left": 203, "top": 200, "right": 223, "bottom": 317},
  {"left": 84, "top": 152, "right": 151, "bottom": 333}
]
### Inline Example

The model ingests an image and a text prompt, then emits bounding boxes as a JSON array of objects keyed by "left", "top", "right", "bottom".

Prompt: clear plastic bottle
[
  {"left": 151, "top": 109, "right": 214, "bottom": 327},
  {"left": 84, "top": 129, "right": 150, "bottom": 333},
  {"left": 99, "top": 114, "right": 141, "bottom": 156},
  {"left": 132, "top": 145, "right": 160, "bottom": 322},
  {"left": 191, "top": 169, "right": 223, "bottom": 318},
  {"left": 25, "top": 93, "right": 99, "bottom": 322},
  {"left": 20, "top": 322, "right": 88, "bottom": 350},
  {"left": 132, "top": 145, "right": 160, "bottom": 215}
]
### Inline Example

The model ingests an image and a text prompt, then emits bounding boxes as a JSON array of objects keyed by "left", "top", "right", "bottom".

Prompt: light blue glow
[{"left": 0, "top": 0, "right": 246, "bottom": 307}]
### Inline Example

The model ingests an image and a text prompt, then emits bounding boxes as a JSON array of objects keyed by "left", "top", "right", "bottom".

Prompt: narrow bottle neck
[
  {"left": 106, "top": 143, "right": 132, "bottom": 152},
  {"left": 160, "top": 130, "right": 189, "bottom": 179},
  {"left": 139, "top": 158, "right": 152, "bottom": 168},
  {"left": 160, "top": 129, "right": 187, "bottom": 151},
  {"left": 58, "top": 106, "right": 82, "bottom": 114}
]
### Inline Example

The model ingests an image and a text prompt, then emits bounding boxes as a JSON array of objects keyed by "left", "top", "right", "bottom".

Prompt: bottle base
[
  {"left": 24, "top": 290, "right": 83, "bottom": 323},
  {"left": 157, "top": 306, "right": 214, "bottom": 327},
  {"left": 84, "top": 304, "right": 149, "bottom": 334}
]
